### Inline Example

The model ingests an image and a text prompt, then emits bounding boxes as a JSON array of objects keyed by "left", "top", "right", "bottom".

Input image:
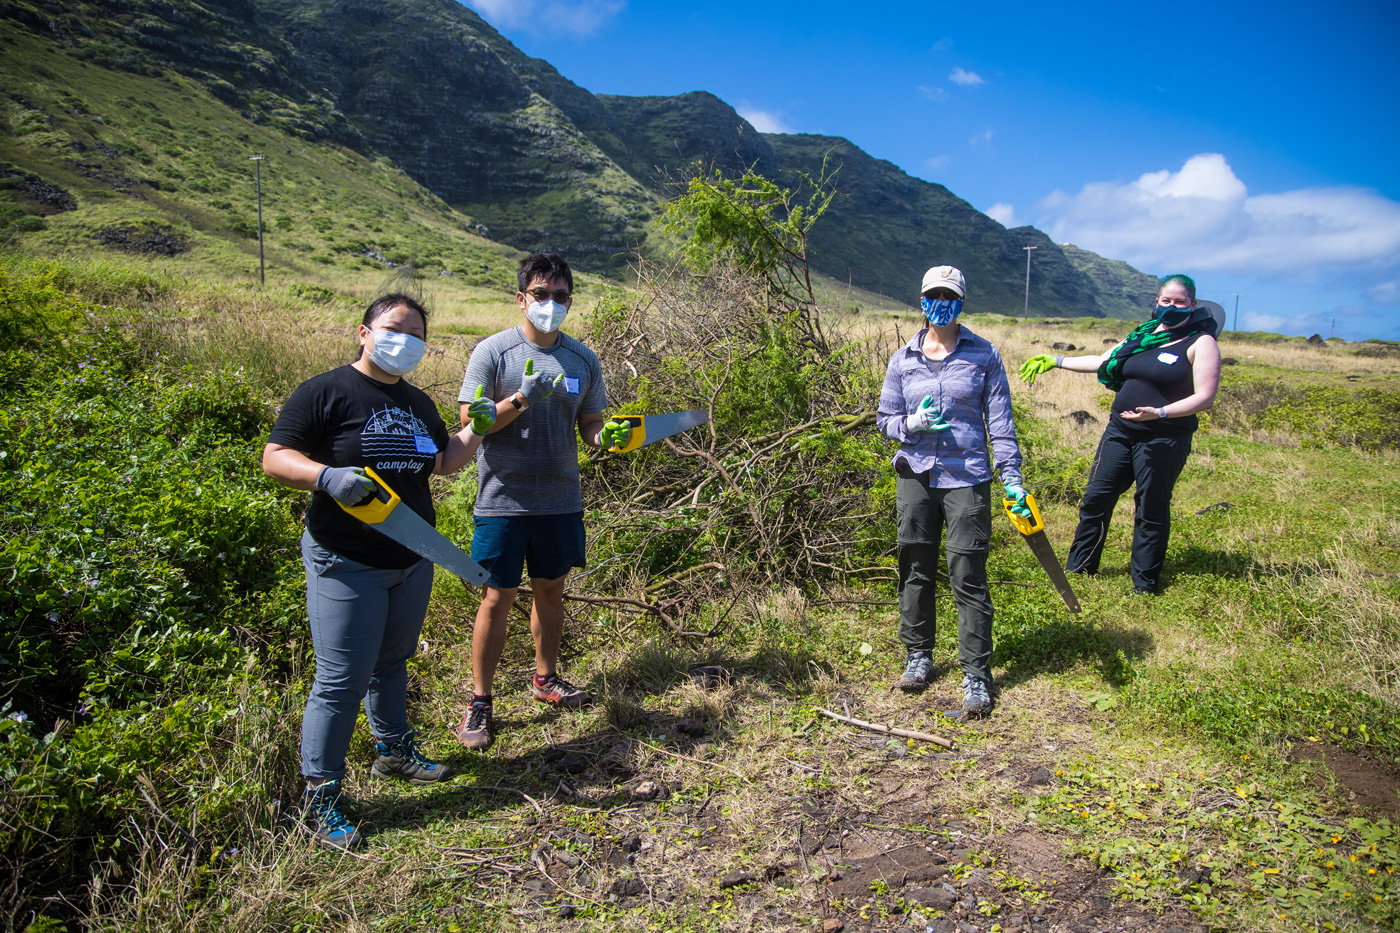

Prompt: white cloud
[
  {"left": 924, "top": 154, "right": 952, "bottom": 171},
  {"left": 1365, "top": 280, "right": 1400, "bottom": 305},
  {"left": 465, "top": 0, "right": 624, "bottom": 36},
  {"left": 949, "top": 67, "right": 984, "bottom": 87},
  {"left": 985, "top": 203, "right": 1017, "bottom": 227},
  {"left": 738, "top": 106, "right": 793, "bottom": 135},
  {"left": 931, "top": 38, "right": 954, "bottom": 53},
  {"left": 917, "top": 85, "right": 948, "bottom": 102},
  {"left": 969, "top": 129, "right": 994, "bottom": 151},
  {"left": 1037, "top": 153, "right": 1400, "bottom": 275}
]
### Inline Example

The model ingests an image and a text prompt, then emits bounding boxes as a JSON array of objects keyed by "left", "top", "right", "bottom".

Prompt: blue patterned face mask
[{"left": 921, "top": 296, "right": 964, "bottom": 326}]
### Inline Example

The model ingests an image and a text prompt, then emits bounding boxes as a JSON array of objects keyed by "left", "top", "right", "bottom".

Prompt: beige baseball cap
[{"left": 921, "top": 265, "right": 966, "bottom": 297}]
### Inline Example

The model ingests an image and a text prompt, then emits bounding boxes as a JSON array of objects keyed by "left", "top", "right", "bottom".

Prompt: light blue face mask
[{"left": 921, "top": 296, "right": 964, "bottom": 326}]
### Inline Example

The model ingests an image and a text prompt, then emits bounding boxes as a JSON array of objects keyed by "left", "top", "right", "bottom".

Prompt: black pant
[
  {"left": 1065, "top": 420, "right": 1193, "bottom": 591},
  {"left": 896, "top": 474, "right": 994, "bottom": 684}
]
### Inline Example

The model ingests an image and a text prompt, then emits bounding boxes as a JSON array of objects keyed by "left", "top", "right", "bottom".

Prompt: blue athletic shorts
[{"left": 470, "top": 512, "right": 586, "bottom": 589}]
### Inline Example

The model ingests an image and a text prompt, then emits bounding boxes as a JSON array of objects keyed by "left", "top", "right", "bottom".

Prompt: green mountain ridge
[{"left": 0, "top": 0, "right": 1159, "bottom": 317}]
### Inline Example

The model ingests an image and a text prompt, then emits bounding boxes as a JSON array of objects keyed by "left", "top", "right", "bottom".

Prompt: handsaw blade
[
  {"left": 1002, "top": 492, "right": 1081, "bottom": 614},
  {"left": 1021, "top": 529, "right": 1082, "bottom": 614},
  {"left": 336, "top": 467, "right": 489, "bottom": 586},
  {"left": 608, "top": 409, "right": 709, "bottom": 453}
]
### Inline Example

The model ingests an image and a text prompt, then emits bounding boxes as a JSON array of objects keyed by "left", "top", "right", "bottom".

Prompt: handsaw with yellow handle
[
  {"left": 1002, "top": 492, "right": 1081, "bottom": 614},
  {"left": 337, "top": 466, "right": 489, "bottom": 586}
]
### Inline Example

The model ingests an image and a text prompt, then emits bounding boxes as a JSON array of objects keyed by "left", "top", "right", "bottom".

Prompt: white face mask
[
  {"left": 367, "top": 329, "right": 425, "bottom": 376},
  {"left": 526, "top": 300, "right": 568, "bottom": 334}
]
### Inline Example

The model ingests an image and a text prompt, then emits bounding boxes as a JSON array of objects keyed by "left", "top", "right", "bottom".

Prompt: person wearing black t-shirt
[
  {"left": 262, "top": 293, "right": 497, "bottom": 850},
  {"left": 1018, "top": 274, "right": 1223, "bottom": 596}
]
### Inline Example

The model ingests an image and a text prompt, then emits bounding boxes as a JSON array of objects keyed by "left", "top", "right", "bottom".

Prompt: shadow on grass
[
  {"left": 1164, "top": 545, "right": 1357, "bottom": 586},
  {"left": 993, "top": 616, "right": 1154, "bottom": 693}
]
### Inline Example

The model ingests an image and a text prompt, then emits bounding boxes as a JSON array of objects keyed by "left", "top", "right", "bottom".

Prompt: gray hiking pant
[
  {"left": 299, "top": 530, "right": 434, "bottom": 780},
  {"left": 895, "top": 474, "right": 994, "bottom": 684}
]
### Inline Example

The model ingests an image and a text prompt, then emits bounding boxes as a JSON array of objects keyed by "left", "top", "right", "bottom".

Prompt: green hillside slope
[
  {"left": 0, "top": 25, "right": 521, "bottom": 287},
  {"left": 0, "top": 0, "right": 1162, "bottom": 316}
]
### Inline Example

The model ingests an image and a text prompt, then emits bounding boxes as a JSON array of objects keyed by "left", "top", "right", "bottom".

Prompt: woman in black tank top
[{"left": 1016, "top": 274, "right": 1223, "bottom": 595}]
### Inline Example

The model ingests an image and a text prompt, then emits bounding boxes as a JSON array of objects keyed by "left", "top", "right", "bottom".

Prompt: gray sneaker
[
  {"left": 370, "top": 729, "right": 451, "bottom": 785},
  {"left": 454, "top": 699, "right": 495, "bottom": 751},
  {"left": 896, "top": 651, "right": 934, "bottom": 692},
  {"left": 960, "top": 675, "right": 993, "bottom": 717}
]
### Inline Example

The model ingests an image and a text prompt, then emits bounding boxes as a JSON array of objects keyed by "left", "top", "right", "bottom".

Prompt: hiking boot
[
  {"left": 530, "top": 672, "right": 592, "bottom": 708},
  {"left": 960, "top": 675, "right": 994, "bottom": 718},
  {"left": 454, "top": 698, "right": 495, "bottom": 750},
  {"left": 896, "top": 651, "right": 934, "bottom": 692},
  {"left": 303, "top": 779, "right": 363, "bottom": 850},
  {"left": 370, "top": 729, "right": 451, "bottom": 785}
]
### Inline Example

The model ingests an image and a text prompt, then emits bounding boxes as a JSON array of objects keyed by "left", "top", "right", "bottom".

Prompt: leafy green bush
[
  {"left": 1211, "top": 372, "right": 1400, "bottom": 451},
  {"left": 0, "top": 257, "right": 308, "bottom": 923}
]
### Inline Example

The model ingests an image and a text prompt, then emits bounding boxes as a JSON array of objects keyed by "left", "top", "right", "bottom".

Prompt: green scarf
[{"left": 1097, "top": 319, "right": 1202, "bottom": 390}]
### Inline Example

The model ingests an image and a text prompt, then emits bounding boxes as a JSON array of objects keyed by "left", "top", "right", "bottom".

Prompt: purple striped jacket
[{"left": 876, "top": 326, "right": 1024, "bottom": 490}]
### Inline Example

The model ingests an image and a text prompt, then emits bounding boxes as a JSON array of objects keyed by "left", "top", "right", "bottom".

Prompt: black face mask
[{"left": 1155, "top": 303, "right": 1193, "bottom": 328}]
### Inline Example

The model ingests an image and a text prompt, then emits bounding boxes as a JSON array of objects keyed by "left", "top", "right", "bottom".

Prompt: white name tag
[
  {"left": 414, "top": 435, "right": 438, "bottom": 455},
  {"left": 1157, "top": 352, "right": 1179, "bottom": 364},
  {"left": 564, "top": 376, "right": 581, "bottom": 394}
]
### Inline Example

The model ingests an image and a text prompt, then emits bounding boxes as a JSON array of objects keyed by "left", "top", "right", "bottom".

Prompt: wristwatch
[{"left": 509, "top": 393, "right": 527, "bottom": 411}]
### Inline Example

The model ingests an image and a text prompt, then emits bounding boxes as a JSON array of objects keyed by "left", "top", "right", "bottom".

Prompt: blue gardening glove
[
  {"left": 317, "top": 465, "right": 377, "bottom": 506},
  {"left": 1019, "top": 354, "right": 1059, "bottom": 385},
  {"left": 466, "top": 385, "right": 496, "bottom": 434},
  {"left": 905, "top": 395, "right": 952, "bottom": 433},
  {"left": 1004, "top": 483, "right": 1032, "bottom": 518},
  {"left": 519, "top": 358, "right": 563, "bottom": 405},
  {"left": 599, "top": 418, "right": 633, "bottom": 451}
]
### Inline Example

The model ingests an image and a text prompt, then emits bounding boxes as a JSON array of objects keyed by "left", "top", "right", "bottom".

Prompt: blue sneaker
[
  {"left": 303, "top": 779, "right": 363, "bottom": 850},
  {"left": 371, "top": 729, "right": 451, "bottom": 785},
  {"left": 960, "top": 675, "right": 993, "bottom": 717},
  {"left": 896, "top": 651, "right": 934, "bottom": 692}
]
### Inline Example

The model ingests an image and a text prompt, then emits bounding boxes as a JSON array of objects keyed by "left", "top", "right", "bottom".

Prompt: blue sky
[{"left": 464, "top": 0, "right": 1400, "bottom": 341}]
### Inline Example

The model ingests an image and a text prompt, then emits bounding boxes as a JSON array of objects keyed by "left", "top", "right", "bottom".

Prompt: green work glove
[
  {"left": 1019, "top": 354, "right": 1059, "bottom": 385},
  {"left": 1004, "top": 483, "right": 1032, "bottom": 518},
  {"left": 905, "top": 395, "right": 952, "bottom": 433},
  {"left": 316, "top": 465, "right": 377, "bottom": 506},
  {"left": 519, "top": 358, "right": 564, "bottom": 405},
  {"left": 466, "top": 385, "right": 496, "bottom": 434},
  {"left": 599, "top": 418, "right": 633, "bottom": 451}
]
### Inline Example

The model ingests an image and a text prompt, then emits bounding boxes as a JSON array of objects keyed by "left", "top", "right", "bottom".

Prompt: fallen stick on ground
[{"left": 813, "top": 707, "right": 955, "bottom": 750}]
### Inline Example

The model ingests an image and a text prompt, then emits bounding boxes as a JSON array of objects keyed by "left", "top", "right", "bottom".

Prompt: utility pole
[
  {"left": 1023, "top": 245, "right": 1037, "bottom": 319},
  {"left": 249, "top": 154, "right": 265, "bottom": 285},
  {"left": 1232, "top": 293, "right": 1240, "bottom": 332}
]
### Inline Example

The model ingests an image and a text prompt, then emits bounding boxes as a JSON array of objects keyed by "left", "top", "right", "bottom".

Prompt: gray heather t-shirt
[{"left": 457, "top": 326, "right": 607, "bottom": 516}]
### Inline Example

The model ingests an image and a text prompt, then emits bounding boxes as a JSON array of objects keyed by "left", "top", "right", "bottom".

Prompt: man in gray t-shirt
[{"left": 450, "top": 253, "right": 632, "bottom": 751}]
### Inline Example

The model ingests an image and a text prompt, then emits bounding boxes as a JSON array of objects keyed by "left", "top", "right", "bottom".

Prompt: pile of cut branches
[{"left": 574, "top": 252, "right": 899, "bottom": 637}]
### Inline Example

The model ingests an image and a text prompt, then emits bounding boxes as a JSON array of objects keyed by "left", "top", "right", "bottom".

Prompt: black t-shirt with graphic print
[{"left": 268, "top": 364, "right": 451, "bottom": 568}]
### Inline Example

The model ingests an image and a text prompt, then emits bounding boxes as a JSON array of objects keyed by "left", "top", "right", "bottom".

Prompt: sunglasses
[{"left": 525, "top": 288, "right": 572, "bottom": 303}]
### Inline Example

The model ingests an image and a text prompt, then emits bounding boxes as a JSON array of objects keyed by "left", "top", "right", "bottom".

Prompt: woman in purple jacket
[{"left": 876, "top": 265, "right": 1029, "bottom": 719}]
